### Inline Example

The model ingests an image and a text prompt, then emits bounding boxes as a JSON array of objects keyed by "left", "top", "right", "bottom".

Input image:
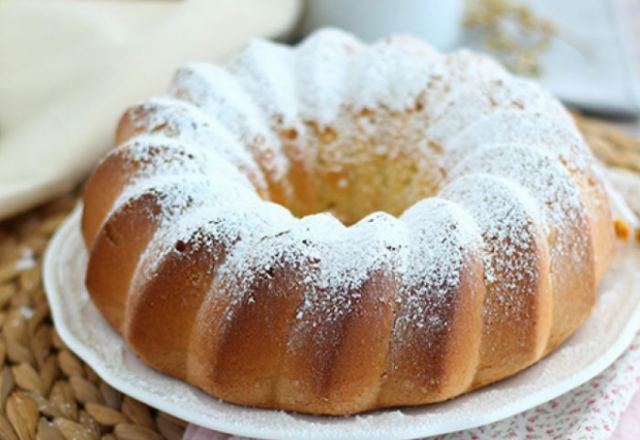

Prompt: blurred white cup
[{"left": 300, "top": 0, "right": 463, "bottom": 50}]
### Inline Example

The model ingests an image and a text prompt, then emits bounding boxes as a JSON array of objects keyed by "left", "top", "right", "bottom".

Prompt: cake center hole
[{"left": 271, "top": 113, "right": 445, "bottom": 226}]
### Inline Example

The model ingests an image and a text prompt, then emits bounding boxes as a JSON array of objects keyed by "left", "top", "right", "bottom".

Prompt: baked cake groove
[{"left": 81, "top": 28, "right": 616, "bottom": 415}]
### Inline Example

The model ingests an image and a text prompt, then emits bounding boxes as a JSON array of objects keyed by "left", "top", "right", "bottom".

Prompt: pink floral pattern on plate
[
  {"left": 183, "top": 333, "right": 640, "bottom": 440},
  {"left": 434, "top": 335, "right": 640, "bottom": 440}
]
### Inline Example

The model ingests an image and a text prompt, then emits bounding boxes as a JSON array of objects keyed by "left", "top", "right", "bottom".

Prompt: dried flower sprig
[{"left": 464, "top": 0, "right": 556, "bottom": 76}]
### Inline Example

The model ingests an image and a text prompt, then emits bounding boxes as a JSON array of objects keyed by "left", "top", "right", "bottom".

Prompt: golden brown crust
[
  {"left": 472, "top": 226, "right": 553, "bottom": 388},
  {"left": 82, "top": 123, "right": 615, "bottom": 415},
  {"left": 579, "top": 172, "right": 616, "bottom": 284},
  {"left": 276, "top": 270, "right": 397, "bottom": 415},
  {"left": 81, "top": 147, "right": 135, "bottom": 250},
  {"left": 123, "top": 230, "right": 226, "bottom": 379},
  {"left": 378, "top": 251, "right": 485, "bottom": 406},
  {"left": 116, "top": 104, "right": 274, "bottom": 202},
  {"left": 205, "top": 254, "right": 308, "bottom": 409},
  {"left": 85, "top": 192, "right": 164, "bottom": 331},
  {"left": 80, "top": 44, "right": 616, "bottom": 415}
]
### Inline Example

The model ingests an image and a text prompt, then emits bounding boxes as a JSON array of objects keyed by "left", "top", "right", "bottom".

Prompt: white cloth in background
[{"left": 0, "top": 0, "right": 301, "bottom": 221}]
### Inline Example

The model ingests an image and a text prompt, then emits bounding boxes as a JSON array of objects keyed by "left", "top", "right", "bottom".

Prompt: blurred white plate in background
[{"left": 300, "top": 0, "right": 463, "bottom": 50}]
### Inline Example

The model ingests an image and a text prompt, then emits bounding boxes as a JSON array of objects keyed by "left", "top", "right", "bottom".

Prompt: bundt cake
[{"left": 81, "top": 29, "right": 617, "bottom": 415}]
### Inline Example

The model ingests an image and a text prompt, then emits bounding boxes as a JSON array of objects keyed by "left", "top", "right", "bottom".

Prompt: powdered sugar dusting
[
  {"left": 55, "top": 206, "right": 637, "bottom": 439},
  {"left": 440, "top": 174, "right": 544, "bottom": 325},
  {"left": 449, "top": 143, "right": 589, "bottom": 264},
  {"left": 390, "top": 198, "right": 483, "bottom": 362},
  {"left": 343, "top": 34, "right": 438, "bottom": 114},
  {"left": 228, "top": 39, "right": 299, "bottom": 128},
  {"left": 169, "top": 62, "right": 289, "bottom": 184},
  {"left": 124, "top": 97, "right": 268, "bottom": 191},
  {"left": 426, "top": 79, "right": 573, "bottom": 152},
  {"left": 85, "top": 28, "right": 614, "bottom": 412},
  {"left": 294, "top": 29, "right": 365, "bottom": 126},
  {"left": 445, "top": 110, "right": 593, "bottom": 176},
  {"left": 281, "top": 212, "right": 405, "bottom": 350}
]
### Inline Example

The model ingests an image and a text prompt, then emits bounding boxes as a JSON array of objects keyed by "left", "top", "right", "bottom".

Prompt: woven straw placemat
[{"left": 0, "top": 116, "right": 638, "bottom": 440}]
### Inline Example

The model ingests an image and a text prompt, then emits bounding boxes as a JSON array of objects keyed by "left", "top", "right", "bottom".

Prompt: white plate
[{"left": 44, "top": 207, "right": 640, "bottom": 440}]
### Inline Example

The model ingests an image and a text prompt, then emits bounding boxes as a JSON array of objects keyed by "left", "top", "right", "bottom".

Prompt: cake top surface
[{"left": 103, "top": 28, "right": 605, "bottom": 338}]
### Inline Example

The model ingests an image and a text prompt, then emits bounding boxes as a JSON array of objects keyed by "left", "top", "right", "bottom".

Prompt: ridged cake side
[{"left": 81, "top": 29, "right": 616, "bottom": 415}]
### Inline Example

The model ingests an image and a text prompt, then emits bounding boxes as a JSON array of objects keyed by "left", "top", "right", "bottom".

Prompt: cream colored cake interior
[{"left": 265, "top": 108, "right": 445, "bottom": 225}]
